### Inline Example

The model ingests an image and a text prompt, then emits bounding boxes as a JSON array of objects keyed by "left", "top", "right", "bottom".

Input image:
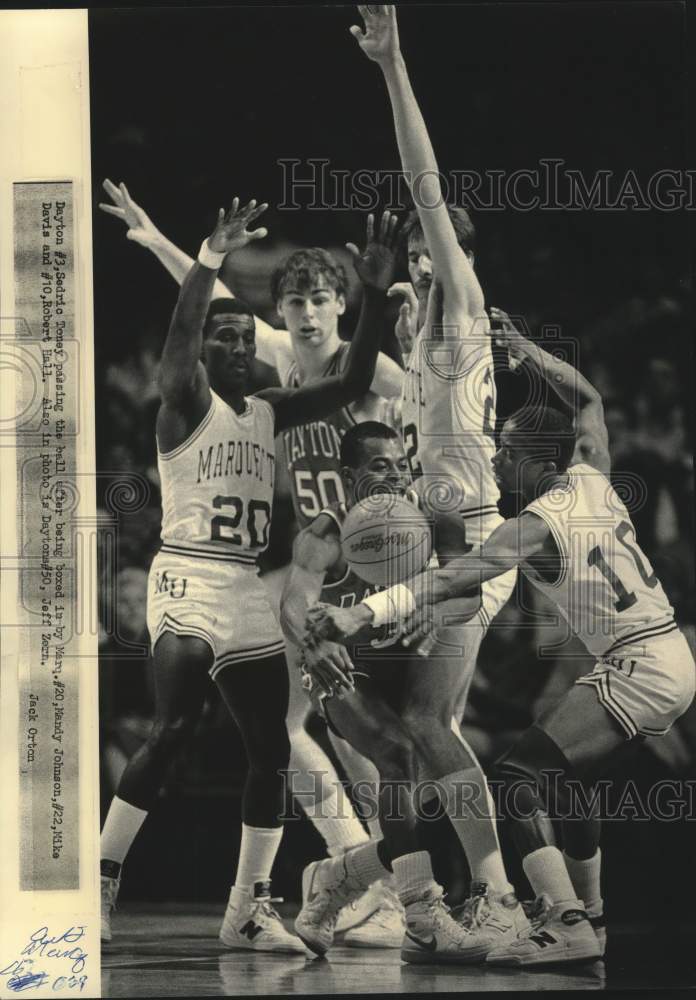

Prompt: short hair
[
  {"left": 203, "top": 297, "right": 255, "bottom": 339},
  {"left": 271, "top": 248, "right": 348, "bottom": 303},
  {"left": 340, "top": 421, "right": 400, "bottom": 469},
  {"left": 506, "top": 405, "right": 576, "bottom": 472},
  {"left": 401, "top": 205, "right": 476, "bottom": 256}
]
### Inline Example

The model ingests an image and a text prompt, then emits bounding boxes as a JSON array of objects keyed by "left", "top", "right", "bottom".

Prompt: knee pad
[{"left": 490, "top": 725, "right": 578, "bottom": 820}]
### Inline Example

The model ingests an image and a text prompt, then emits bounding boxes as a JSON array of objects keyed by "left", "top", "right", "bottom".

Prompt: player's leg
[
  {"left": 295, "top": 678, "right": 489, "bottom": 963},
  {"left": 285, "top": 642, "right": 370, "bottom": 856},
  {"left": 214, "top": 651, "right": 305, "bottom": 953},
  {"left": 100, "top": 633, "right": 212, "bottom": 940},
  {"left": 486, "top": 683, "right": 628, "bottom": 966}
]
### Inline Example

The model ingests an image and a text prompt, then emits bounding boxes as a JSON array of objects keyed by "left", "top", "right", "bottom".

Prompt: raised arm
[
  {"left": 351, "top": 6, "right": 484, "bottom": 323},
  {"left": 280, "top": 519, "right": 355, "bottom": 697},
  {"left": 490, "top": 306, "right": 611, "bottom": 474},
  {"left": 259, "top": 211, "right": 400, "bottom": 434},
  {"left": 99, "top": 179, "right": 290, "bottom": 368},
  {"left": 156, "top": 198, "right": 269, "bottom": 452}
]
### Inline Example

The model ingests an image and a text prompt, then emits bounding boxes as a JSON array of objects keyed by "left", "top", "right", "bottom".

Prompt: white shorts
[
  {"left": 575, "top": 628, "right": 696, "bottom": 738},
  {"left": 146, "top": 550, "right": 285, "bottom": 681}
]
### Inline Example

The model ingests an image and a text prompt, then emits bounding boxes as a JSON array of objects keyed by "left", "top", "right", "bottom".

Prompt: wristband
[
  {"left": 197, "top": 239, "right": 226, "bottom": 270},
  {"left": 363, "top": 584, "right": 416, "bottom": 627}
]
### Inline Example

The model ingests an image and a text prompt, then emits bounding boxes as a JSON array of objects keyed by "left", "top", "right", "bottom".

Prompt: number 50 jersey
[
  {"left": 522, "top": 463, "right": 676, "bottom": 658},
  {"left": 157, "top": 389, "right": 276, "bottom": 565}
]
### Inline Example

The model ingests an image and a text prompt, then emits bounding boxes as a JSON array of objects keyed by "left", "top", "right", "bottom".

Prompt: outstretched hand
[
  {"left": 99, "top": 179, "right": 162, "bottom": 248},
  {"left": 207, "top": 198, "right": 269, "bottom": 255},
  {"left": 346, "top": 210, "right": 400, "bottom": 291},
  {"left": 488, "top": 307, "right": 527, "bottom": 358},
  {"left": 350, "top": 5, "right": 400, "bottom": 64}
]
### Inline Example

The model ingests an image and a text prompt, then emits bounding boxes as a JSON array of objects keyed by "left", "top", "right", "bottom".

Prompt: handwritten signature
[{"left": 1, "top": 927, "right": 89, "bottom": 992}]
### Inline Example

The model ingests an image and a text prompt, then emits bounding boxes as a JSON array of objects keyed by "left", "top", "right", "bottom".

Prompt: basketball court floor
[{"left": 101, "top": 904, "right": 695, "bottom": 997}]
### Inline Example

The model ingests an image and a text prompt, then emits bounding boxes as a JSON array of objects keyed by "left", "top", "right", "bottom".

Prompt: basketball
[{"left": 340, "top": 494, "right": 432, "bottom": 587}]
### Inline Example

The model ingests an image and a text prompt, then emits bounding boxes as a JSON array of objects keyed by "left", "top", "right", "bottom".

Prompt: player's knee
[
  {"left": 490, "top": 725, "right": 577, "bottom": 821},
  {"left": 249, "top": 728, "right": 291, "bottom": 774},
  {"left": 149, "top": 713, "right": 198, "bottom": 752},
  {"left": 373, "top": 730, "right": 416, "bottom": 783}
]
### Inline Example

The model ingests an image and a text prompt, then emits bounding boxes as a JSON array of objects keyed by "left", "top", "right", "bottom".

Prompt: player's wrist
[
  {"left": 362, "top": 584, "right": 416, "bottom": 627},
  {"left": 197, "top": 238, "right": 227, "bottom": 270}
]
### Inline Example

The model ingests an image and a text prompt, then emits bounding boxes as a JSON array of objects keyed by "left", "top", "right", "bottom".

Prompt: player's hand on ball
[
  {"left": 350, "top": 5, "right": 400, "bottom": 64},
  {"left": 99, "top": 179, "right": 162, "bottom": 248},
  {"left": 401, "top": 605, "right": 434, "bottom": 649},
  {"left": 305, "top": 602, "right": 371, "bottom": 643},
  {"left": 207, "top": 198, "right": 269, "bottom": 255},
  {"left": 302, "top": 639, "right": 355, "bottom": 699},
  {"left": 387, "top": 282, "right": 419, "bottom": 355},
  {"left": 346, "top": 210, "right": 400, "bottom": 292}
]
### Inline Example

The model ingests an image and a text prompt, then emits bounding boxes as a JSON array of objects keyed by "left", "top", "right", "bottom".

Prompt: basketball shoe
[
  {"left": 343, "top": 882, "right": 406, "bottom": 949},
  {"left": 295, "top": 856, "right": 366, "bottom": 956},
  {"left": 448, "top": 880, "right": 531, "bottom": 961},
  {"left": 101, "top": 874, "right": 120, "bottom": 942},
  {"left": 400, "top": 883, "right": 494, "bottom": 965},
  {"left": 485, "top": 899, "right": 601, "bottom": 966},
  {"left": 523, "top": 894, "right": 606, "bottom": 956},
  {"left": 219, "top": 881, "right": 306, "bottom": 954}
]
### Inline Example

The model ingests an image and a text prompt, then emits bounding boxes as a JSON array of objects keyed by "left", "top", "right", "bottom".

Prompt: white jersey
[
  {"left": 157, "top": 389, "right": 276, "bottom": 566},
  {"left": 522, "top": 463, "right": 676, "bottom": 658},
  {"left": 401, "top": 326, "right": 500, "bottom": 547}
]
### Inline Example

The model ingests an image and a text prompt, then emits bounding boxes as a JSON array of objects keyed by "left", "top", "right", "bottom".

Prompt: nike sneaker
[
  {"left": 343, "top": 883, "right": 406, "bottom": 948},
  {"left": 401, "top": 883, "right": 489, "bottom": 965},
  {"left": 295, "top": 857, "right": 365, "bottom": 956},
  {"left": 449, "top": 880, "right": 530, "bottom": 960}
]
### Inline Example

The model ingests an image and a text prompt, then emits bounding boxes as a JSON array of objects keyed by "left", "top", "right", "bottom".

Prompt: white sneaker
[
  {"left": 401, "top": 883, "right": 489, "bottom": 965},
  {"left": 219, "top": 881, "right": 306, "bottom": 954},
  {"left": 486, "top": 899, "right": 601, "bottom": 966},
  {"left": 588, "top": 912, "right": 607, "bottom": 955},
  {"left": 334, "top": 882, "right": 382, "bottom": 935},
  {"left": 101, "top": 875, "right": 120, "bottom": 943},
  {"left": 449, "top": 881, "right": 531, "bottom": 961},
  {"left": 344, "top": 884, "right": 406, "bottom": 949},
  {"left": 295, "top": 857, "right": 365, "bottom": 956}
]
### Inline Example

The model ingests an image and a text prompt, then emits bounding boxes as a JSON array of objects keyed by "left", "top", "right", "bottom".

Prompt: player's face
[
  {"left": 343, "top": 438, "right": 411, "bottom": 505},
  {"left": 203, "top": 313, "right": 256, "bottom": 388},
  {"left": 276, "top": 275, "right": 346, "bottom": 347},
  {"left": 407, "top": 234, "right": 433, "bottom": 303},
  {"left": 492, "top": 421, "right": 545, "bottom": 499}
]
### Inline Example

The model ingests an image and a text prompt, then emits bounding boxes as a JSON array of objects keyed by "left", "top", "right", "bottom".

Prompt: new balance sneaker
[
  {"left": 524, "top": 895, "right": 606, "bottom": 956},
  {"left": 295, "top": 857, "right": 365, "bottom": 956},
  {"left": 343, "top": 883, "right": 406, "bottom": 949},
  {"left": 401, "top": 883, "right": 490, "bottom": 965},
  {"left": 485, "top": 899, "right": 601, "bottom": 966},
  {"left": 219, "top": 881, "right": 306, "bottom": 954},
  {"left": 449, "top": 881, "right": 531, "bottom": 961},
  {"left": 101, "top": 875, "right": 120, "bottom": 943}
]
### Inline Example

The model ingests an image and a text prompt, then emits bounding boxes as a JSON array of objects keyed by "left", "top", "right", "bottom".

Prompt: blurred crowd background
[{"left": 91, "top": 4, "right": 694, "bottom": 924}]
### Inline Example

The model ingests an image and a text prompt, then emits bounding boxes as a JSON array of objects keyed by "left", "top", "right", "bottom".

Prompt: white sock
[
  {"left": 339, "top": 840, "right": 390, "bottom": 890},
  {"left": 564, "top": 849, "right": 603, "bottom": 916},
  {"left": 233, "top": 824, "right": 283, "bottom": 893},
  {"left": 303, "top": 785, "right": 369, "bottom": 857},
  {"left": 523, "top": 846, "right": 577, "bottom": 905},
  {"left": 392, "top": 851, "right": 436, "bottom": 905},
  {"left": 101, "top": 796, "right": 148, "bottom": 867},
  {"left": 439, "top": 767, "right": 514, "bottom": 895}
]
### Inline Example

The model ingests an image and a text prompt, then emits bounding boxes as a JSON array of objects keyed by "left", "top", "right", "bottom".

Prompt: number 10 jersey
[{"left": 157, "top": 389, "right": 276, "bottom": 564}]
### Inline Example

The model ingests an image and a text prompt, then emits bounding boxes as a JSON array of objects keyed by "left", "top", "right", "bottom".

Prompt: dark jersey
[{"left": 280, "top": 343, "right": 356, "bottom": 528}]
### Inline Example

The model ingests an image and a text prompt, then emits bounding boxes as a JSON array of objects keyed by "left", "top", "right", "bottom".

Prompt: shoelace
[
  {"left": 253, "top": 896, "right": 285, "bottom": 922},
  {"left": 521, "top": 897, "right": 551, "bottom": 929},
  {"left": 454, "top": 893, "right": 491, "bottom": 930}
]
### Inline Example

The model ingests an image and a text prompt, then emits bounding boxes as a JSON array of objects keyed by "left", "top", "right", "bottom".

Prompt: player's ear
[
  {"left": 276, "top": 299, "right": 286, "bottom": 321},
  {"left": 336, "top": 293, "right": 346, "bottom": 317}
]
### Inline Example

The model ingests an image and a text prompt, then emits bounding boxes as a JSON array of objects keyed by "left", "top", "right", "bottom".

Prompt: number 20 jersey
[
  {"left": 522, "top": 463, "right": 676, "bottom": 658},
  {"left": 157, "top": 389, "right": 276, "bottom": 564},
  {"left": 401, "top": 328, "right": 500, "bottom": 547}
]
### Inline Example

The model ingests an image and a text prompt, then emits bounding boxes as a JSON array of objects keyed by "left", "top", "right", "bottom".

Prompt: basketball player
[
  {"left": 99, "top": 181, "right": 403, "bottom": 938},
  {"left": 99, "top": 196, "right": 400, "bottom": 951},
  {"left": 346, "top": 2, "right": 522, "bottom": 940},
  {"left": 309, "top": 403, "right": 696, "bottom": 966},
  {"left": 281, "top": 420, "right": 530, "bottom": 961}
]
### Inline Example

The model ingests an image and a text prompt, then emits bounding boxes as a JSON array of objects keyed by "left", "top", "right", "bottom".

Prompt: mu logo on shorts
[{"left": 154, "top": 570, "right": 188, "bottom": 599}]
